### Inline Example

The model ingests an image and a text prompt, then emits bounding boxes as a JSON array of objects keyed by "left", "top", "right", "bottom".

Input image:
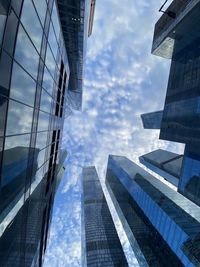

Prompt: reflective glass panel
[
  {"left": 40, "top": 89, "right": 52, "bottom": 114},
  {"left": 2, "top": 134, "right": 31, "bottom": 186},
  {"left": 48, "top": 22, "right": 58, "bottom": 60},
  {"left": 2, "top": 10, "right": 18, "bottom": 55},
  {"left": 6, "top": 100, "right": 33, "bottom": 135},
  {"left": 21, "top": 0, "right": 43, "bottom": 52},
  {"left": 51, "top": 3, "right": 60, "bottom": 41},
  {"left": 0, "top": 134, "right": 31, "bottom": 232},
  {"left": 15, "top": 25, "right": 39, "bottom": 80},
  {"left": 45, "top": 45, "right": 56, "bottom": 78},
  {"left": 0, "top": 97, "right": 7, "bottom": 137},
  {"left": 10, "top": 62, "right": 36, "bottom": 107},
  {"left": 43, "top": 67, "right": 54, "bottom": 96},
  {"left": 0, "top": 15, "right": 6, "bottom": 45},
  {"left": 33, "top": 0, "right": 47, "bottom": 26},
  {"left": 37, "top": 111, "right": 50, "bottom": 131},
  {"left": 37, "top": 147, "right": 47, "bottom": 168},
  {"left": 35, "top": 131, "right": 48, "bottom": 150},
  {"left": 31, "top": 166, "right": 43, "bottom": 194}
]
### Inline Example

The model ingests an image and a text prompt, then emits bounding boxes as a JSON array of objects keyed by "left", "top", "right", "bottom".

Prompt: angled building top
[
  {"left": 141, "top": 110, "right": 163, "bottom": 129},
  {"left": 57, "top": 0, "right": 95, "bottom": 110},
  {"left": 152, "top": 0, "right": 200, "bottom": 58},
  {"left": 139, "top": 149, "right": 183, "bottom": 179}
]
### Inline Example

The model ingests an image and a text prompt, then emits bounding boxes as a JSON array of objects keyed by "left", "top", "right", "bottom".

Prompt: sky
[{"left": 43, "top": 0, "right": 184, "bottom": 266}]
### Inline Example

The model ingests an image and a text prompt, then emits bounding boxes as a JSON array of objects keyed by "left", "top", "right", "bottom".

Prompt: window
[
  {"left": 40, "top": 89, "right": 52, "bottom": 114},
  {"left": 45, "top": 45, "right": 56, "bottom": 79},
  {"left": 35, "top": 131, "right": 48, "bottom": 150},
  {"left": 0, "top": 96, "right": 8, "bottom": 137},
  {"left": 33, "top": 0, "right": 47, "bottom": 26},
  {"left": 51, "top": 3, "right": 60, "bottom": 41},
  {"left": 37, "top": 147, "right": 46, "bottom": 168},
  {"left": 10, "top": 62, "right": 36, "bottom": 107},
  {"left": 1, "top": 134, "right": 31, "bottom": 187},
  {"left": 43, "top": 67, "right": 54, "bottom": 96},
  {"left": 14, "top": 25, "right": 39, "bottom": 80},
  {"left": 0, "top": 14, "right": 6, "bottom": 46},
  {"left": 37, "top": 111, "right": 50, "bottom": 132},
  {"left": 48, "top": 22, "right": 59, "bottom": 60},
  {"left": 21, "top": 0, "right": 43, "bottom": 52},
  {"left": 6, "top": 100, "right": 33, "bottom": 135},
  {"left": 2, "top": 9, "right": 18, "bottom": 55}
]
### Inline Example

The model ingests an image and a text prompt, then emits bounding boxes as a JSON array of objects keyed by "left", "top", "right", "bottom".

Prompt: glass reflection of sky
[
  {"left": 0, "top": 15, "right": 6, "bottom": 45},
  {"left": 10, "top": 62, "right": 36, "bottom": 107},
  {"left": 48, "top": 22, "right": 59, "bottom": 61},
  {"left": 6, "top": 100, "right": 33, "bottom": 135},
  {"left": 21, "top": 0, "right": 43, "bottom": 53},
  {"left": 37, "top": 148, "right": 46, "bottom": 168},
  {"left": 51, "top": 3, "right": 60, "bottom": 42},
  {"left": 37, "top": 111, "right": 50, "bottom": 132},
  {"left": 45, "top": 45, "right": 57, "bottom": 79},
  {"left": 4, "top": 134, "right": 31, "bottom": 150},
  {"left": 43, "top": 67, "right": 54, "bottom": 96},
  {"left": 33, "top": 0, "right": 47, "bottom": 26},
  {"left": 35, "top": 131, "right": 48, "bottom": 150},
  {"left": 40, "top": 89, "right": 52, "bottom": 114},
  {"left": 14, "top": 25, "right": 39, "bottom": 80}
]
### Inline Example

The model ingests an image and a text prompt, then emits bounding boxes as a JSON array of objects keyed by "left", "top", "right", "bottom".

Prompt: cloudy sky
[{"left": 44, "top": 0, "right": 184, "bottom": 266}]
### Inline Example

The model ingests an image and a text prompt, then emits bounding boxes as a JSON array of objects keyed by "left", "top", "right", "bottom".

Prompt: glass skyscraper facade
[
  {"left": 82, "top": 167, "right": 128, "bottom": 267},
  {"left": 143, "top": 0, "right": 200, "bottom": 207},
  {"left": 0, "top": 0, "right": 94, "bottom": 266},
  {"left": 106, "top": 155, "right": 200, "bottom": 267}
]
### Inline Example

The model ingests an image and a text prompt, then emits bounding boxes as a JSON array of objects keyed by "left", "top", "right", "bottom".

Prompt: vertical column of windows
[
  {"left": 0, "top": 2, "right": 32, "bottom": 265},
  {"left": 18, "top": 1, "right": 54, "bottom": 266},
  {"left": 45, "top": 128, "right": 60, "bottom": 194}
]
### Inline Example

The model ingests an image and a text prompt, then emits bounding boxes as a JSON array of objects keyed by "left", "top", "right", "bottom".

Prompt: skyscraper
[
  {"left": 142, "top": 0, "right": 200, "bottom": 206},
  {"left": 106, "top": 155, "right": 200, "bottom": 267},
  {"left": 139, "top": 149, "right": 183, "bottom": 187},
  {"left": 0, "top": 0, "right": 95, "bottom": 266},
  {"left": 82, "top": 167, "right": 128, "bottom": 267}
]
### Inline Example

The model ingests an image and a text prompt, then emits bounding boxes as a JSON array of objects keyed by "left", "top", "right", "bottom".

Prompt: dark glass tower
[
  {"left": 143, "top": 0, "right": 200, "bottom": 206},
  {"left": 106, "top": 155, "right": 200, "bottom": 267},
  {"left": 0, "top": 0, "right": 94, "bottom": 266},
  {"left": 82, "top": 167, "right": 128, "bottom": 267}
]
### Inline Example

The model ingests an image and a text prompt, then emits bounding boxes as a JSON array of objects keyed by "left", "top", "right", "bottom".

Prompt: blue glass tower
[
  {"left": 82, "top": 167, "right": 128, "bottom": 267},
  {"left": 106, "top": 155, "right": 200, "bottom": 267}
]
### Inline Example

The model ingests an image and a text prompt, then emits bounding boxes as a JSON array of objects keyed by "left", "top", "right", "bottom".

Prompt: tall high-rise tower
[
  {"left": 82, "top": 167, "right": 128, "bottom": 267},
  {"left": 106, "top": 155, "right": 200, "bottom": 267},
  {"left": 140, "top": 0, "right": 200, "bottom": 207},
  {"left": 0, "top": 0, "right": 95, "bottom": 266}
]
